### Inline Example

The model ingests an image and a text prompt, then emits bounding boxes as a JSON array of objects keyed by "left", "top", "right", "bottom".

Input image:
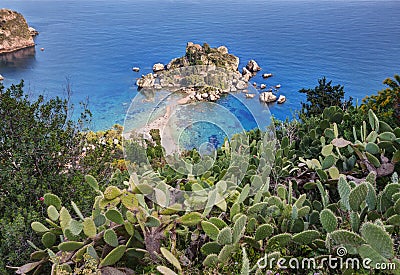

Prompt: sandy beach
[{"left": 125, "top": 102, "right": 180, "bottom": 155}]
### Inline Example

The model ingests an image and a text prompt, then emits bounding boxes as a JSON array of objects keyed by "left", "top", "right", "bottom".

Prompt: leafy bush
[{"left": 0, "top": 82, "right": 124, "bottom": 273}]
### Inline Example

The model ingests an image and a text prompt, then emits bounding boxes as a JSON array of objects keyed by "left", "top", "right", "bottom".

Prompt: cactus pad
[
  {"left": 58, "top": 241, "right": 84, "bottom": 252},
  {"left": 201, "top": 242, "right": 222, "bottom": 256},
  {"left": 47, "top": 205, "right": 59, "bottom": 221},
  {"left": 320, "top": 209, "right": 337, "bottom": 233},
  {"left": 177, "top": 212, "right": 202, "bottom": 226},
  {"left": 104, "top": 229, "right": 119, "bottom": 247},
  {"left": 31, "top": 221, "right": 49, "bottom": 233},
  {"left": 254, "top": 224, "right": 274, "bottom": 241},
  {"left": 203, "top": 254, "right": 219, "bottom": 267},
  {"left": 201, "top": 221, "right": 220, "bottom": 241},
  {"left": 360, "top": 222, "right": 394, "bottom": 259},
  {"left": 105, "top": 209, "right": 124, "bottom": 225},
  {"left": 99, "top": 245, "right": 127, "bottom": 267},
  {"left": 104, "top": 186, "right": 123, "bottom": 200},
  {"left": 217, "top": 227, "right": 233, "bottom": 245},
  {"left": 293, "top": 230, "right": 320, "bottom": 245},
  {"left": 349, "top": 183, "right": 368, "bottom": 212},
  {"left": 232, "top": 215, "right": 247, "bottom": 244}
]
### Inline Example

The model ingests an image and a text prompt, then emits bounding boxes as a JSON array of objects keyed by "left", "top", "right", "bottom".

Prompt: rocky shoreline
[
  {"left": 0, "top": 9, "right": 38, "bottom": 54},
  {"left": 135, "top": 42, "right": 284, "bottom": 105}
]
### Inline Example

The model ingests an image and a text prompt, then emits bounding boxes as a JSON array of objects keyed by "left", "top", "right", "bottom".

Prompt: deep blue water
[{"left": 1, "top": 0, "right": 399, "bottom": 131}]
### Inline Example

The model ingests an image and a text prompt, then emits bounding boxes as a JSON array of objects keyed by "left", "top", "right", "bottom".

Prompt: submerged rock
[
  {"left": 0, "top": 9, "right": 35, "bottom": 54},
  {"left": 132, "top": 67, "right": 140, "bottom": 72}
]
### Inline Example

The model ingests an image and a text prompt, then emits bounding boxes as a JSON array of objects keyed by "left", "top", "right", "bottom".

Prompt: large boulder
[
  {"left": 0, "top": 9, "right": 35, "bottom": 54},
  {"left": 152, "top": 63, "right": 165, "bottom": 72},
  {"left": 246, "top": 60, "right": 261, "bottom": 73},
  {"left": 259, "top": 92, "right": 277, "bottom": 103}
]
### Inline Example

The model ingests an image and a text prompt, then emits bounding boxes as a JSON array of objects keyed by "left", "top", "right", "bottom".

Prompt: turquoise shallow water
[{"left": 0, "top": 0, "right": 399, "bottom": 132}]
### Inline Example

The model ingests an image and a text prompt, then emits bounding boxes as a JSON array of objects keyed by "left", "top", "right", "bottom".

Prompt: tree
[{"left": 299, "top": 77, "right": 352, "bottom": 117}]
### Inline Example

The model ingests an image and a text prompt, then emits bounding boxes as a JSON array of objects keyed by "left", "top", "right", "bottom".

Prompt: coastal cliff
[{"left": 0, "top": 9, "right": 36, "bottom": 54}]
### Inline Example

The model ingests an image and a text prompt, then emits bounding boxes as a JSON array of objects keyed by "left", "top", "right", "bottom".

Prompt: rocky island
[
  {"left": 136, "top": 42, "right": 281, "bottom": 104},
  {"left": 0, "top": 9, "right": 37, "bottom": 54}
]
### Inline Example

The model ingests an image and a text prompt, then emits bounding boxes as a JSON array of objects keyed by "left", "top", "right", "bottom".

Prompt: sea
[{"left": 1, "top": 0, "right": 399, "bottom": 148}]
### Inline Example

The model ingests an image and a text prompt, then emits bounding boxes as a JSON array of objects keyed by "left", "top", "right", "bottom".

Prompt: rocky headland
[{"left": 0, "top": 9, "right": 37, "bottom": 54}]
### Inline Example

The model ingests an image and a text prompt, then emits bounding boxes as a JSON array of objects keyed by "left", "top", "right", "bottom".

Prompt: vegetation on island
[{"left": 0, "top": 75, "right": 399, "bottom": 274}]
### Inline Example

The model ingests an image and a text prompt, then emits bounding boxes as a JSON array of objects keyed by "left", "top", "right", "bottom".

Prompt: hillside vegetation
[{"left": 1, "top": 75, "right": 399, "bottom": 274}]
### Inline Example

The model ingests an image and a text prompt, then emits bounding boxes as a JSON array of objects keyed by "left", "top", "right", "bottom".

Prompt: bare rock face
[{"left": 0, "top": 9, "right": 35, "bottom": 54}]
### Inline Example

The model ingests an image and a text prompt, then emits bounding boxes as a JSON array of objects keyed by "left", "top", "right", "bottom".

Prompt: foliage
[
  {"left": 299, "top": 77, "right": 353, "bottom": 118},
  {"left": 0, "top": 82, "right": 124, "bottom": 273},
  {"left": 361, "top": 74, "right": 400, "bottom": 128}
]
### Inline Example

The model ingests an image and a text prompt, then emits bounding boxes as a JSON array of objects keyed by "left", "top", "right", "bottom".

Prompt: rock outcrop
[{"left": 0, "top": 9, "right": 36, "bottom": 54}]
